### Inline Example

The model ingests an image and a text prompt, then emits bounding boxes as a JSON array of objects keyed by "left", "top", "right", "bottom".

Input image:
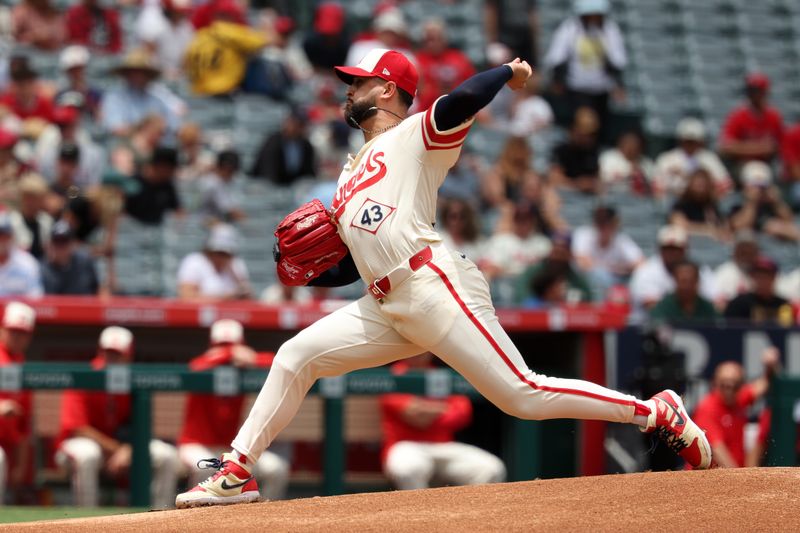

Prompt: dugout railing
[{"left": 0, "top": 364, "right": 541, "bottom": 507}]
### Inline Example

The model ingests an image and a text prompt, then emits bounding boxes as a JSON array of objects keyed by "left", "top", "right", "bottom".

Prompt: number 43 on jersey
[{"left": 350, "top": 198, "right": 396, "bottom": 234}]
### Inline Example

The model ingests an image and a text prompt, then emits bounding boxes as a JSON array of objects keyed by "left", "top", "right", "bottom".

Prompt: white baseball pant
[
  {"left": 178, "top": 443, "right": 290, "bottom": 500},
  {"left": 385, "top": 440, "right": 506, "bottom": 490},
  {"left": 0, "top": 446, "right": 6, "bottom": 505},
  {"left": 232, "top": 245, "right": 645, "bottom": 464},
  {"left": 56, "top": 437, "right": 180, "bottom": 508}
]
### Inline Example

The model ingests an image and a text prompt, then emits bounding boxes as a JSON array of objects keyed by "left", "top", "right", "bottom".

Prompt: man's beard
[{"left": 344, "top": 97, "right": 378, "bottom": 130}]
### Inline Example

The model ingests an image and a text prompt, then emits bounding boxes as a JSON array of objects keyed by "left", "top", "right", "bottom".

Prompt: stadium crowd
[{"left": 0, "top": 0, "right": 798, "bottom": 507}]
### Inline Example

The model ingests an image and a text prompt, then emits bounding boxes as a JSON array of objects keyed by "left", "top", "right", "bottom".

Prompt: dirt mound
[{"left": 4, "top": 468, "right": 799, "bottom": 532}]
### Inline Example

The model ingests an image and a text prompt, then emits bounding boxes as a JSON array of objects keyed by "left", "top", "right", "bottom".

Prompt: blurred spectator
[
  {"left": 414, "top": 19, "right": 476, "bottom": 112},
  {"left": 110, "top": 114, "right": 167, "bottom": 177},
  {"left": 136, "top": 0, "right": 195, "bottom": 80},
  {"left": 719, "top": 73, "right": 783, "bottom": 165},
  {"left": 250, "top": 110, "right": 315, "bottom": 184},
  {"left": 178, "top": 319, "right": 289, "bottom": 500},
  {"left": 669, "top": 168, "right": 727, "bottom": 239},
  {"left": 199, "top": 150, "right": 245, "bottom": 223},
  {"left": 572, "top": 206, "right": 643, "bottom": 297},
  {"left": 438, "top": 199, "right": 485, "bottom": 263},
  {"left": 544, "top": 0, "right": 626, "bottom": 137},
  {"left": 55, "top": 326, "right": 179, "bottom": 508},
  {"left": 177, "top": 223, "right": 251, "bottom": 301},
  {"left": 40, "top": 220, "right": 99, "bottom": 295},
  {"left": 516, "top": 172, "right": 567, "bottom": 233},
  {"left": 8, "top": 173, "right": 53, "bottom": 260},
  {"left": 714, "top": 230, "right": 758, "bottom": 307},
  {"left": 728, "top": 161, "right": 799, "bottom": 242},
  {"left": 191, "top": 0, "right": 246, "bottom": 29},
  {"left": 55, "top": 46, "right": 102, "bottom": 119},
  {"left": 46, "top": 142, "right": 83, "bottom": 213},
  {"left": 514, "top": 231, "right": 591, "bottom": 304},
  {"left": 260, "top": 15, "right": 312, "bottom": 83},
  {"left": 124, "top": 146, "right": 182, "bottom": 225},
  {"left": 0, "top": 59, "right": 54, "bottom": 122},
  {"left": 653, "top": 118, "right": 732, "bottom": 197},
  {"left": 649, "top": 261, "right": 717, "bottom": 322},
  {"left": 0, "top": 302, "right": 36, "bottom": 504},
  {"left": 629, "top": 225, "right": 716, "bottom": 311},
  {"left": 483, "top": 136, "right": 535, "bottom": 206},
  {"left": 599, "top": 130, "right": 654, "bottom": 195},
  {"left": 176, "top": 123, "right": 214, "bottom": 181},
  {"left": 438, "top": 153, "right": 482, "bottom": 205},
  {"left": 484, "top": 0, "right": 538, "bottom": 61},
  {"left": 381, "top": 353, "right": 506, "bottom": 490},
  {"left": 549, "top": 106, "right": 600, "bottom": 194},
  {"left": 184, "top": 6, "right": 269, "bottom": 97},
  {"left": 36, "top": 106, "right": 104, "bottom": 189},
  {"left": 482, "top": 202, "right": 551, "bottom": 280},
  {"left": 65, "top": 0, "right": 121, "bottom": 53},
  {"left": 0, "top": 213, "right": 42, "bottom": 297},
  {"left": 508, "top": 69, "right": 554, "bottom": 137},
  {"left": 723, "top": 256, "right": 793, "bottom": 325},
  {"left": 345, "top": 8, "right": 415, "bottom": 68},
  {"left": 780, "top": 120, "right": 800, "bottom": 208},
  {"left": 522, "top": 268, "right": 569, "bottom": 309},
  {"left": 692, "top": 349, "right": 780, "bottom": 468},
  {"left": 260, "top": 283, "right": 313, "bottom": 305},
  {"left": 11, "top": 0, "right": 66, "bottom": 51},
  {"left": 0, "top": 130, "right": 27, "bottom": 206},
  {"left": 302, "top": 2, "right": 350, "bottom": 72},
  {"left": 100, "top": 49, "right": 182, "bottom": 137}
]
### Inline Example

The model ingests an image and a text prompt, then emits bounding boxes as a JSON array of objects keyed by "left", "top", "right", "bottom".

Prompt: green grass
[{"left": 0, "top": 506, "right": 147, "bottom": 524}]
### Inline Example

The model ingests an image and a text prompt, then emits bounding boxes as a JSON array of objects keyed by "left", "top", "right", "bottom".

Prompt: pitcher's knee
[{"left": 273, "top": 337, "right": 321, "bottom": 376}]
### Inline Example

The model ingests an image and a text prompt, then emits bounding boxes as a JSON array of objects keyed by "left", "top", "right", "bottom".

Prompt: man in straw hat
[{"left": 100, "top": 49, "right": 183, "bottom": 137}]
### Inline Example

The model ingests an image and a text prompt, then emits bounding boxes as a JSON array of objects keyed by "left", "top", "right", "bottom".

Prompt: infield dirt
[{"left": 3, "top": 467, "right": 799, "bottom": 532}]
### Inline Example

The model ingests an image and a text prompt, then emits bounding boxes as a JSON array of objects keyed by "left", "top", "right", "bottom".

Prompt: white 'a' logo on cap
[{"left": 382, "top": 68, "right": 391, "bottom": 76}]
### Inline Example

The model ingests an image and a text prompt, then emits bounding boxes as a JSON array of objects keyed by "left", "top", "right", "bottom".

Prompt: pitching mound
[{"left": 5, "top": 468, "right": 800, "bottom": 532}]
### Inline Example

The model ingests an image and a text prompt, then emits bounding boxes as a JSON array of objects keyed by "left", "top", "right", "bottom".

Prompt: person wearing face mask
[{"left": 544, "top": 0, "right": 626, "bottom": 139}]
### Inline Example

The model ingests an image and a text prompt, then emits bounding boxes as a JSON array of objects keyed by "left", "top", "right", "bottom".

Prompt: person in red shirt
[
  {"left": 692, "top": 347, "right": 781, "bottom": 468},
  {"left": 719, "top": 73, "right": 784, "bottom": 165},
  {"left": 414, "top": 19, "right": 476, "bottom": 112},
  {"left": 178, "top": 319, "right": 289, "bottom": 500},
  {"left": 781, "top": 122, "right": 800, "bottom": 206},
  {"left": 0, "top": 301, "right": 36, "bottom": 505},
  {"left": 0, "top": 58, "right": 54, "bottom": 123},
  {"left": 54, "top": 326, "right": 179, "bottom": 508},
  {"left": 380, "top": 353, "right": 506, "bottom": 490},
  {"left": 65, "top": 0, "right": 122, "bottom": 53}
]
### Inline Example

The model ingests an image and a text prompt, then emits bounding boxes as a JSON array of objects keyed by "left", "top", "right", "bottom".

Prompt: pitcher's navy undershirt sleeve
[
  {"left": 308, "top": 252, "right": 361, "bottom": 287},
  {"left": 432, "top": 65, "right": 513, "bottom": 131}
]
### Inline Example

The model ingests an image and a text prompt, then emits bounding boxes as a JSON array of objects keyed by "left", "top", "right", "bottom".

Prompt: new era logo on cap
[{"left": 334, "top": 49, "right": 418, "bottom": 97}]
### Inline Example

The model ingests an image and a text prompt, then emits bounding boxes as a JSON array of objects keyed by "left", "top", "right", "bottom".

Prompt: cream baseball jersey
[{"left": 330, "top": 98, "right": 474, "bottom": 282}]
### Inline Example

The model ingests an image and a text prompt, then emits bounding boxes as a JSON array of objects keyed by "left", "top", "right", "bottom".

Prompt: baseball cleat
[
  {"left": 643, "top": 389, "right": 712, "bottom": 470},
  {"left": 176, "top": 453, "right": 261, "bottom": 508}
]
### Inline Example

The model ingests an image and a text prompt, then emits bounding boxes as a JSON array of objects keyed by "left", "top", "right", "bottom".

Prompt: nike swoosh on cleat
[
  {"left": 220, "top": 477, "right": 254, "bottom": 490},
  {"left": 667, "top": 402, "right": 686, "bottom": 426}
]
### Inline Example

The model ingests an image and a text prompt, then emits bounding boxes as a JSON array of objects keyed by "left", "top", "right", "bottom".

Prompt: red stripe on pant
[{"left": 425, "top": 261, "right": 636, "bottom": 409}]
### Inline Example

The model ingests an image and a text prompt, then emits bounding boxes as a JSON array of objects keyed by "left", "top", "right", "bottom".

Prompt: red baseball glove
[{"left": 273, "top": 199, "right": 348, "bottom": 286}]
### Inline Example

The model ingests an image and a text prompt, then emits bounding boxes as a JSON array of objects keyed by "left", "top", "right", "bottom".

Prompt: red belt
[{"left": 368, "top": 246, "right": 433, "bottom": 301}]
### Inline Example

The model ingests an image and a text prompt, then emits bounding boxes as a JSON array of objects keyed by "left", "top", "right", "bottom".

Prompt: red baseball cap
[
  {"left": 335, "top": 48, "right": 418, "bottom": 97},
  {"left": 0, "top": 129, "right": 18, "bottom": 149},
  {"left": 314, "top": 2, "right": 344, "bottom": 35},
  {"left": 746, "top": 72, "right": 770, "bottom": 91}
]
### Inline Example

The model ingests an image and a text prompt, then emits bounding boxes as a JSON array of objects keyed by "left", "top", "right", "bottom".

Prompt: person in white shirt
[
  {"left": 0, "top": 213, "right": 43, "bottom": 298},
  {"left": 482, "top": 202, "right": 552, "bottom": 280},
  {"left": 198, "top": 150, "right": 245, "bottom": 224},
  {"left": 544, "top": 0, "right": 626, "bottom": 137},
  {"left": 508, "top": 70, "right": 554, "bottom": 137},
  {"left": 135, "top": 0, "right": 195, "bottom": 81},
  {"left": 177, "top": 224, "right": 251, "bottom": 301},
  {"left": 654, "top": 118, "right": 732, "bottom": 197},
  {"left": 573, "top": 206, "right": 643, "bottom": 298},
  {"left": 629, "top": 225, "right": 716, "bottom": 314},
  {"left": 600, "top": 130, "right": 655, "bottom": 195},
  {"left": 345, "top": 9, "right": 416, "bottom": 70},
  {"left": 714, "top": 230, "right": 758, "bottom": 307}
]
